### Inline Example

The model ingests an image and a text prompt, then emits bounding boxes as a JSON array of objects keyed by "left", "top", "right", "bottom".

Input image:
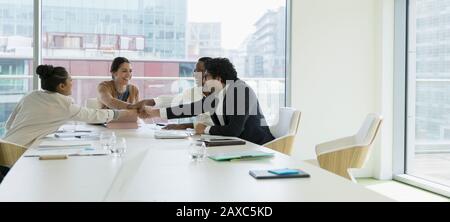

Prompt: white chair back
[
  {"left": 355, "top": 113, "right": 383, "bottom": 145},
  {"left": 270, "top": 107, "right": 301, "bottom": 138}
]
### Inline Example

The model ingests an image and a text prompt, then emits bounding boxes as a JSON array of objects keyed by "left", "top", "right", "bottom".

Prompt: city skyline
[
  {"left": 413, "top": 0, "right": 450, "bottom": 143},
  {"left": 0, "top": 0, "right": 288, "bottom": 137},
  {"left": 188, "top": 0, "right": 285, "bottom": 50},
  {"left": 0, "top": 1, "right": 287, "bottom": 78}
]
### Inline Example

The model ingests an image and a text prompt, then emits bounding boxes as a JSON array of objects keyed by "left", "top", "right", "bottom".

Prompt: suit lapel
[
  {"left": 210, "top": 98, "right": 221, "bottom": 125},
  {"left": 222, "top": 93, "right": 228, "bottom": 125}
]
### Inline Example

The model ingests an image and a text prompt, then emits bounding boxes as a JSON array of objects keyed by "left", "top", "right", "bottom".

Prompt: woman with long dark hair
[
  {"left": 3, "top": 65, "right": 136, "bottom": 148},
  {"left": 97, "top": 57, "right": 140, "bottom": 109}
]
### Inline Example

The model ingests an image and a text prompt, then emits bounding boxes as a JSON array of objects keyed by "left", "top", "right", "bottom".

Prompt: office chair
[
  {"left": 0, "top": 140, "right": 27, "bottom": 182},
  {"left": 264, "top": 107, "right": 301, "bottom": 155},
  {"left": 315, "top": 114, "right": 383, "bottom": 182}
]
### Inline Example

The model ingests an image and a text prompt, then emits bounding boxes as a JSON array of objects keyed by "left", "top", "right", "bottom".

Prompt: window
[
  {"left": 406, "top": 0, "right": 450, "bottom": 189},
  {"left": 0, "top": 0, "right": 288, "bottom": 137},
  {"left": 0, "top": 0, "right": 33, "bottom": 137},
  {"left": 41, "top": 0, "right": 287, "bottom": 125}
]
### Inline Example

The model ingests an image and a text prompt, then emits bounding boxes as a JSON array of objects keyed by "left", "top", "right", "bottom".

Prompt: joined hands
[{"left": 127, "top": 99, "right": 159, "bottom": 119}]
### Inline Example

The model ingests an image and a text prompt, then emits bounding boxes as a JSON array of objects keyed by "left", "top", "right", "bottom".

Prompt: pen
[
  {"left": 23, "top": 155, "right": 41, "bottom": 158},
  {"left": 229, "top": 156, "right": 269, "bottom": 162},
  {"left": 56, "top": 130, "right": 92, "bottom": 133},
  {"left": 69, "top": 153, "right": 109, "bottom": 157},
  {"left": 24, "top": 153, "right": 108, "bottom": 158},
  {"left": 39, "top": 155, "right": 68, "bottom": 160}
]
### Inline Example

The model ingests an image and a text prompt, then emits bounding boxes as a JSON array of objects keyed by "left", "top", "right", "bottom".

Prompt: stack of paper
[{"left": 38, "top": 140, "right": 92, "bottom": 148}]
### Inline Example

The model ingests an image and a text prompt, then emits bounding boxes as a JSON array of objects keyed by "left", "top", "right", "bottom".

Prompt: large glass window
[
  {"left": 42, "top": 0, "right": 287, "bottom": 125},
  {"left": 0, "top": 0, "right": 33, "bottom": 137},
  {"left": 0, "top": 0, "right": 287, "bottom": 137},
  {"left": 407, "top": 0, "right": 450, "bottom": 188}
]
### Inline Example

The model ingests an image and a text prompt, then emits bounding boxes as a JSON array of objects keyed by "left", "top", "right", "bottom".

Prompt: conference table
[{"left": 0, "top": 123, "right": 392, "bottom": 202}]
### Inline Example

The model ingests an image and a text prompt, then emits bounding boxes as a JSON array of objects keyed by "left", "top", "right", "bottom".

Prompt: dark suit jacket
[
  {"left": 0, "top": 166, "right": 9, "bottom": 184},
  {"left": 165, "top": 80, "right": 275, "bottom": 145}
]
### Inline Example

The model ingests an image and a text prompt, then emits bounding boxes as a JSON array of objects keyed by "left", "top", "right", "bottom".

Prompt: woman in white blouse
[{"left": 3, "top": 65, "right": 136, "bottom": 148}]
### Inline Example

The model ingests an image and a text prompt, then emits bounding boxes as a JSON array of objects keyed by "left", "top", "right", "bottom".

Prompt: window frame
[
  {"left": 393, "top": 0, "right": 450, "bottom": 198},
  {"left": 0, "top": 0, "right": 292, "bottom": 135},
  {"left": 32, "top": 0, "right": 292, "bottom": 102}
]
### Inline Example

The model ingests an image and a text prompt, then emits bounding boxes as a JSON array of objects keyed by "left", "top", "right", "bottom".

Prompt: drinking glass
[
  {"left": 189, "top": 140, "right": 207, "bottom": 162},
  {"left": 100, "top": 131, "right": 116, "bottom": 151},
  {"left": 111, "top": 137, "right": 127, "bottom": 157}
]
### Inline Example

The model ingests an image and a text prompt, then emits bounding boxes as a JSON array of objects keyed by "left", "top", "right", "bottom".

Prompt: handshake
[
  {"left": 126, "top": 99, "right": 160, "bottom": 119},
  {"left": 125, "top": 98, "right": 209, "bottom": 134}
]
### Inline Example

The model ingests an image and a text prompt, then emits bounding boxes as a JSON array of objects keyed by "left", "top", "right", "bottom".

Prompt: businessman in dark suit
[{"left": 142, "top": 58, "right": 275, "bottom": 145}]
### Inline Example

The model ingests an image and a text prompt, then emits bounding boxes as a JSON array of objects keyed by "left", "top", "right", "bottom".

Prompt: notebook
[
  {"left": 208, "top": 150, "right": 274, "bottom": 161},
  {"left": 249, "top": 169, "right": 310, "bottom": 179},
  {"left": 105, "top": 115, "right": 139, "bottom": 129},
  {"left": 105, "top": 121, "right": 139, "bottom": 129},
  {"left": 199, "top": 138, "right": 246, "bottom": 147}
]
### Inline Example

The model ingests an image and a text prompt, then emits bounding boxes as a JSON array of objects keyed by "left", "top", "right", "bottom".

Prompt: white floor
[
  {"left": 413, "top": 153, "right": 450, "bottom": 187},
  {"left": 357, "top": 178, "right": 449, "bottom": 202}
]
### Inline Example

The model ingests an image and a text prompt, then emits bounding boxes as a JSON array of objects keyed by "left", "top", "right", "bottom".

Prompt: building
[
  {"left": 0, "top": 0, "right": 191, "bottom": 134},
  {"left": 413, "top": 0, "right": 450, "bottom": 144},
  {"left": 187, "top": 22, "right": 222, "bottom": 59},
  {"left": 231, "top": 35, "right": 257, "bottom": 78},
  {"left": 235, "top": 7, "right": 286, "bottom": 78},
  {"left": 0, "top": 0, "right": 187, "bottom": 59}
]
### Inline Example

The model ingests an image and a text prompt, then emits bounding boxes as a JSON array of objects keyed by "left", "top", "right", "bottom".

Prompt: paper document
[
  {"left": 55, "top": 132, "right": 91, "bottom": 138},
  {"left": 38, "top": 140, "right": 93, "bottom": 148},
  {"left": 25, "top": 146, "right": 110, "bottom": 157},
  {"left": 154, "top": 130, "right": 192, "bottom": 139}
]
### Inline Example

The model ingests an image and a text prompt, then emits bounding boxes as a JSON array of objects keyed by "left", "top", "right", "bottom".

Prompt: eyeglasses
[{"left": 202, "top": 72, "right": 213, "bottom": 81}]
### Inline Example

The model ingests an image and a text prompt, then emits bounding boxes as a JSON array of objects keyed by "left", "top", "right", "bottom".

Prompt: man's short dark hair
[
  {"left": 198, "top": 57, "right": 212, "bottom": 64},
  {"left": 205, "top": 58, "right": 238, "bottom": 82}
]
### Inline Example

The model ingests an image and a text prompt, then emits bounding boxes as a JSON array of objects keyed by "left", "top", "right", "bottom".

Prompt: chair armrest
[
  {"left": 264, "top": 134, "right": 293, "bottom": 145},
  {"left": 263, "top": 134, "right": 296, "bottom": 156},
  {"left": 315, "top": 136, "right": 363, "bottom": 156},
  {"left": 304, "top": 159, "right": 319, "bottom": 166}
]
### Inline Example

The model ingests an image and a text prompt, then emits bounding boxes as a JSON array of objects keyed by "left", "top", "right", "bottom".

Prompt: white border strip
[{"left": 394, "top": 174, "right": 450, "bottom": 198}]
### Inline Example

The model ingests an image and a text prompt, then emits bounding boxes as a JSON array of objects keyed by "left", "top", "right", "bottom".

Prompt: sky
[
  {"left": 188, "top": 0, "right": 285, "bottom": 50},
  {"left": 1, "top": 0, "right": 285, "bottom": 50}
]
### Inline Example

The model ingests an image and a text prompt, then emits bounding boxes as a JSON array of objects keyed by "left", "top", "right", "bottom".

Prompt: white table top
[{"left": 0, "top": 124, "right": 392, "bottom": 202}]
